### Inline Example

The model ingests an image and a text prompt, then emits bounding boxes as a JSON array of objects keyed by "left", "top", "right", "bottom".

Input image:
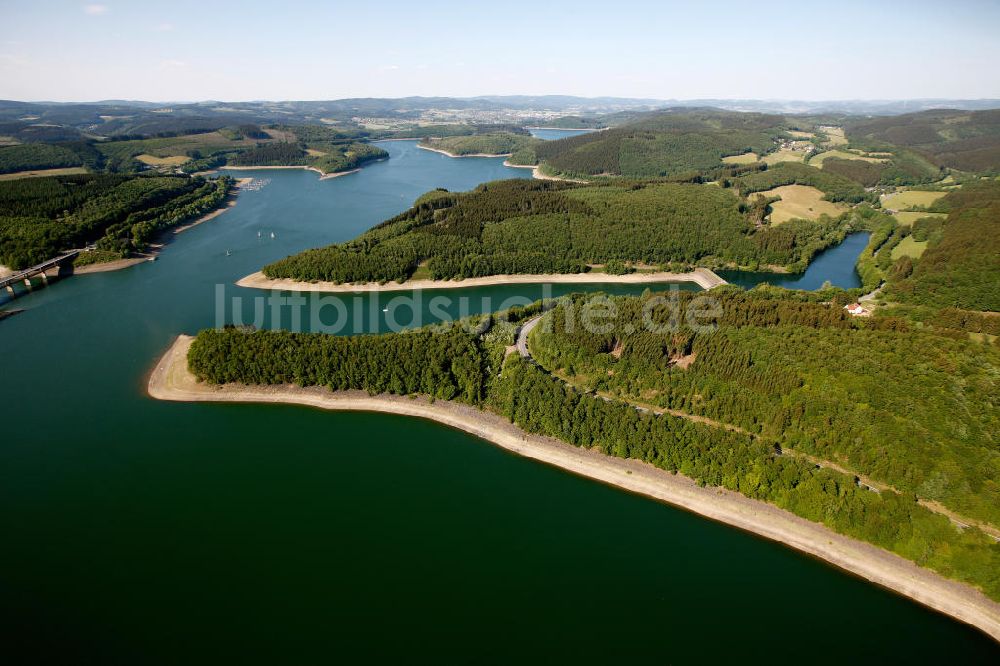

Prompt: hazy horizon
[
  {"left": 2, "top": 0, "right": 999, "bottom": 103},
  {"left": 6, "top": 95, "right": 1000, "bottom": 105}
]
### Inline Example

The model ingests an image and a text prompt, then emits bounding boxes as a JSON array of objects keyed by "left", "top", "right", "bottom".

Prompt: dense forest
[
  {"left": 528, "top": 291, "right": 1000, "bottom": 526},
  {"left": 227, "top": 126, "right": 388, "bottom": 174},
  {"left": 0, "top": 143, "right": 87, "bottom": 174},
  {"left": 884, "top": 181, "right": 1000, "bottom": 311},
  {"left": 261, "top": 178, "right": 856, "bottom": 284},
  {"left": 532, "top": 110, "right": 788, "bottom": 178},
  {"left": 846, "top": 109, "right": 1000, "bottom": 174},
  {"left": 419, "top": 132, "right": 541, "bottom": 161},
  {"left": 189, "top": 324, "right": 486, "bottom": 404},
  {"left": 185, "top": 296, "right": 1000, "bottom": 601},
  {"left": 733, "top": 162, "right": 871, "bottom": 203},
  {"left": 0, "top": 173, "right": 232, "bottom": 268},
  {"left": 0, "top": 123, "right": 388, "bottom": 176},
  {"left": 228, "top": 142, "right": 306, "bottom": 166}
]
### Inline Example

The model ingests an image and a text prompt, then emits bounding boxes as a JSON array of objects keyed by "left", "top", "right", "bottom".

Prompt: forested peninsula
[
  {"left": 258, "top": 176, "right": 859, "bottom": 286},
  {"left": 151, "top": 288, "right": 1000, "bottom": 638},
  {"left": 0, "top": 173, "right": 233, "bottom": 269}
]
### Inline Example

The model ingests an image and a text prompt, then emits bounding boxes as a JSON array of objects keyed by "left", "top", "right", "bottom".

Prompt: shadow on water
[{"left": 719, "top": 231, "right": 871, "bottom": 291}]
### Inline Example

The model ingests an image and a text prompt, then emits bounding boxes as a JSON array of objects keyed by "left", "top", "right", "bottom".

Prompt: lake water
[
  {"left": 0, "top": 141, "right": 996, "bottom": 662},
  {"left": 528, "top": 127, "right": 595, "bottom": 140},
  {"left": 719, "top": 231, "right": 871, "bottom": 291}
]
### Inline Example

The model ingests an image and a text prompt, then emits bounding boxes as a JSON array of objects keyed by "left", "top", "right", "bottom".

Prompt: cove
[
  {"left": 0, "top": 140, "right": 996, "bottom": 662},
  {"left": 720, "top": 231, "right": 871, "bottom": 291}
]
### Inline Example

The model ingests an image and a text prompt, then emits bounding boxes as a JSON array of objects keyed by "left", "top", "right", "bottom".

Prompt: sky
[{"left": 1, "top": 0, "right": 999, "bottom": 102}]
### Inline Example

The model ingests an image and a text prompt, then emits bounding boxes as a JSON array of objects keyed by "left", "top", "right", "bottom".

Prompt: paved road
[{"left": 515, "top": 314, "right": 543, "bottom": 358}]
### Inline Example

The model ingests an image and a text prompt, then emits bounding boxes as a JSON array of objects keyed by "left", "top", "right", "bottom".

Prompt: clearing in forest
[
  {"left": 722, "top": 152, "right": 759, "bottom": 164},
  {"left": 818, "top": 126, "right": 848, "bottom": 146},
  {"left": 882, "top": 190, "right": 946, "bottom": 210},
  {"left": 763, "top": 149, "right": 805, "bottom": 165},
  {"left": 891, "top": 235, "right": 929, "bottom": 260},
  {"left": 0, "top": 166, "right": 89, "bottom": 180},
  {"left": 136, "top": 154, "right": 190, "bottom": 167},
  {"left": 753, "top": 184, "right": 849, "bottom": 225},
  {"left": 810, "top": 150, "right": 889, "bottom": 168}
]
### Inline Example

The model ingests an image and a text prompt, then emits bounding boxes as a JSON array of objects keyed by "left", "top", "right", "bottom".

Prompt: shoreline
[
  {"left": 149, "top": 334, "right": 1000, "bottom": 643},
  {"left": 411, "top": 142, "right": 582, "bottom": 183},
  {"left": 235, "top": 267, "right": 727, "bottom": 293},
  {"left": 74, "top": 179, "right": 249, "bottom": 275},
  {"left": 219, "top": 165, "right": 361, "bottom": 180},
  {"left": 524, "top": 126, "right": 603, "bottom": 131},
  {"left": 501, "top": 160, "right": 587, "bottom": 183},
  {"left": 416, "top": 144, "right": 511, "bottom": 159}
]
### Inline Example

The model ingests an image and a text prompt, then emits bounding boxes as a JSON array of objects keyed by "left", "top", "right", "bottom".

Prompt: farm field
[
  {"left": 763, "top": 149, "right": 805, "bottom": 165},
  {"left": 810, "top": 149, "right": 889, "bottom": 168},
  {"left": 754, "top": 184, "right": 849, "bottom": 225},
  {"left": 721, "top": 152, "right": 759, "bottom": 164},
  {"left": 819, "top": 126, "right": 848, "bottom": 146},
  {"left": 891, "top": 235, "right": 929, "bottom": 260},
  {"left": 102, "top": 131, "right": 258, "bottom": 160},
  {"left": 891, "top": 210, "right": 947, "bottom": 225},
  {"left": 0, "top": 166, "right": 89, "bottom": 180},
  {"left": 787, "top": 130, "right": 814, "bottom": 139},
  {"left": 136, "top": 154, "right": 190, "bottom": 167},
  {"left": 882, "top": 190, "right": 947, "bottom": 210}
]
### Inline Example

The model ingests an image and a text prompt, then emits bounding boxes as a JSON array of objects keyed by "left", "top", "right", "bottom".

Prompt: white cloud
[
  {"left": 159, "top": 59, "right": 186, "bottom": 70},
  {"left": 154, "top": 23, "right": 174, "bottom": 32},
  {"left": 83, "top": 4, "right": 109, "bottom": 15}
]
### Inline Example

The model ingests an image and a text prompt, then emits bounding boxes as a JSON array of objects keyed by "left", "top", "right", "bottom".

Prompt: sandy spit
[
  {"left": 148, "top": 335, "right": 1000, "bottom": 643},
  {"left": 220, "top": 165, "right": 360, "bottom": 180},
  {"left": 416, "top": 144, "right": 511, "bottom": 158},
  {"left": 235, "top": 267, "right": 727, "bottom": 293}
]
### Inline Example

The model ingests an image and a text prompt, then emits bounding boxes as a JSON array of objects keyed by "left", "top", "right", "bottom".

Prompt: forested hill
[
  {"left": 261, "top": 178, "right": 855, "bottom": 284},
  {"left": 0, "top": 173, "right": 232, "bottom": 268},
  {"left": 0, "top": 123, "right": 387, "bottom": 176},
  {"left": 883, "top": 180, "right": 1000, "bottom": 312},
  {"left": 418, "top": 132, "right": 540, "bottom": 161},
  {"left": 846, "top": 109, "right": 1000, "bottom": 173},
  {"left": 532, "top": 109, "right": 789, "bottom": 178}
]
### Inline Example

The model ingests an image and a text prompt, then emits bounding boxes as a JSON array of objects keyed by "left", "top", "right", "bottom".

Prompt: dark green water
[{"left": 1, "top": 141, "right": 996, "bottom": 663}]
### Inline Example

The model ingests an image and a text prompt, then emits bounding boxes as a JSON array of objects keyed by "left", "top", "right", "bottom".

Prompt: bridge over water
[{"left": 1, "top": 250, "right": 79, "bottom": 299}]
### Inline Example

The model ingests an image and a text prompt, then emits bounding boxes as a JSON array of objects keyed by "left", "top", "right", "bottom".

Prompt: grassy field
[
  {"left": 891, "top": 210, "right": 947, "bottom": 225},
  {"left": 810, "top": 149, "right": 889, "bottom": 168},
  {"left": 721, "top": 152, "right": 759, "bottom": 164},
  {"left": 890, "top": 235, "right": 929, "bottom": 260},
  {"left": 787, "top": 130, "right": 814, "bottom": 139},
  {"left": 103, "top": 131, "right": 258, "bottom": 160},
  {"left": 305, "top": 148, "right": 328, "bottom": 156},
  {"left": 762, "top": 149, "right": 806, "bottom": 165},
  {"left": 754, "top": 184, "right": 849, "bottom": 225},
  {"left": 0, "top": 166, "right": 89, "bottom": 181},
  {"left": 882, "top": 190, "right": 947, "bottom": 210},
  {"left": 263, "top": 128, "right": 297, "bottom": 142},
  {"left": 819, "top": 126, "right": 848, "bottom": 146},
  {"left": 136, "top": 154, "right": 190, "bottom": 167}
]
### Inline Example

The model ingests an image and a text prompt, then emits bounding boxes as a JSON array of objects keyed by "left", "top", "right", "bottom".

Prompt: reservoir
[
  {"left": 0, "top": 140, "right": 996, "bottom": 662},
  {"left": 528, "top": 127, "right": 595, "bottom": 140}
]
